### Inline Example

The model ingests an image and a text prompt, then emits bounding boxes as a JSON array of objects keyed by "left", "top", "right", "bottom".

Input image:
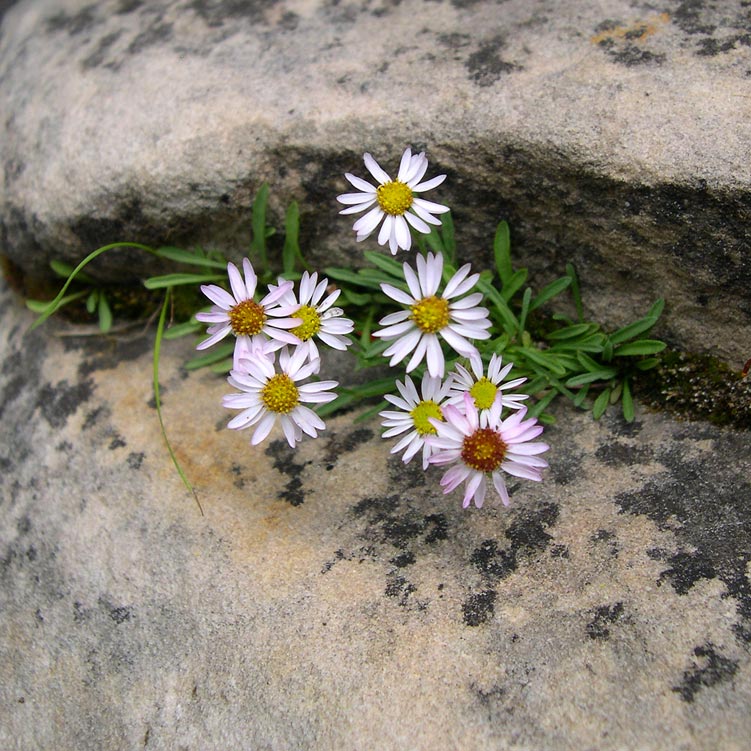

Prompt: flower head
[
  {"left": 195, "top": 258, "right": 302, "bottom": 355},
  {"left": 379, "top": 372, "right": 453, "bottom": 469},
  {"left": 428, "top": 393, "right": 549, "bottom": 509},
  {"left": 222, "top": 346, "right": 338, "bottom": 447},
  {"left": 373, "top": 252, "right": 491, "bottom": 378},
  {"left": 337, "top": 147, "right": 449, "bottom": 254},
  {"left": 448, "top": 353, "right": 529, "bottom": 416},
  {"left": 269, "top": 271, "right": 354, "bottom": 371}
]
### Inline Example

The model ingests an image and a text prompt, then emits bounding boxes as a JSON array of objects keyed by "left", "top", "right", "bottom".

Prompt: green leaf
[
  {"left": 143, "top": 273, "right": 224, "bottom": 289},
  {"left": 573, "top": 384, "right": 590, "bottom": 407},
  {"left": 550, "top": 334, "right": 606, "bottom": 353},
  {"left": 154, "top": 246, "right": 227, "bottom": 269},
  {"left": 501, "top": 268, "right": 528, "bottom": 303},
  {"left": 518, "top": 287, "right": 532, "bottom": 335},
  {"left": 97, "top": 294, "right": 112, "bottom": 332},
  {"left": 546, "top": 323, "right": 597, "bottom": 341},
  {"left": 614, "top": 339, "right": 666, "bottom": 357},
  {"left": 622, "top": 378, "right": 634, "bottom": 422},
  {"left": 609, "top": 300, "right": 665, "bottom": 344},
  {"left": 493, "top": 221, "right": 512, "bottom": 284},
  {"left": 519, "top": 347, "right": 568, "bottom": 377},
  {"left": 527, "top": 389, "right": 556, "bottom": 418},
  {"left": 86, "top": 289, "right": 98, "bottom": 313},
  {"left": 565, "top": 369, "right": 618, "bottom": 387},
  {"left": 635, "top": 357, "right": 661, "bottom": 371},
  {"left": 364, "top": 251, "right": 405, "bottom": 278},
  {"left": 476, "top": 278, "right": 518, "bottom": 334},
  {"left": 250, "top": 183, "right": 270, "bottom": 271},
  {"left": 576, "top": 351, "right": 603, "bottom": 372},
  {"left": 282, "top": 201, "right": 308, "bottom": 275},
  {"left": 339, "top": 287, "right": 372, "bottom": 306},
  {"left": 440, "top": 212, "right": 456, "bottom": 264},
  {"left": 153, "top": 289, "right": 203, "bottom": 515},
  {"left": 51, "top": 259, "right": 96, "bottom": 284},
  {"left": 424, "top": 226, "right": 445, "bottom": 254},
  {"left": 592, "top": 388, "right": 611, "bottom": 419},
  {"left": 185, "top": 342, "right": 235, "bottom": 370},
  {"left": 324, "top": 267, "right": 385, "bottom": 292},
  {"left": 529, "top": 276, "right": 572, "bottom": 312},
  {"left": 565, "top": 263, "right": 584, "bottom": 322},
  {"left": 26, "top": 290, "right": 89, "bottom": 314},
  {"left": 163, "top": 319, "right": 203, "bottom": 340},
  {"left": 30, "top": 242, "right": 156, "bottom": 330}
]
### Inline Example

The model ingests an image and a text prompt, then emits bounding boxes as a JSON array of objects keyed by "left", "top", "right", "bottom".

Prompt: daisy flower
[
  {"left": 428, "top": 393, "right": 549, "bottom": 509},
  {"left": 373, "top": 252, "right": 491, "bottom": 378},
  {"left": 195, "top": 258, "right": 302, "bottom": 356},
  {"left": 269, "top": 271, "right": 354, "bottom": 371},
  {"left": 337, "top": 147, "right": 449, "bottom": 254},
  {"left": 222, "top": 346, "right": 338, "bottom": 448},
  {"left": 447, "top": 353, "right": 529, "bottom": 415},
  {"left": 379, "top": 372, "right": 453, "bottom": 469}
]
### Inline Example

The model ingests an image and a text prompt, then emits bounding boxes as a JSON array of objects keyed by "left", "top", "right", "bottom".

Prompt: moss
[{"left": 635, "top": 349, "right": 751, "bottom": 430}]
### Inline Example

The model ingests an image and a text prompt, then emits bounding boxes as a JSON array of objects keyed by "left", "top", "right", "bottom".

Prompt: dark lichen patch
[
  {"left": 36, "top": 378, "right": 95, "bottom": 429},
  {"left": 586, "top": 602, "right": 628, "bottom": 640},
  {"left": 81, "top": 30, "right": 123, "bottom": 69},
  {"left": 470, "top": 502, "right": 560, "bottom": 581},
  {"left": 323, "top": 427, "right": 373, "bottom": 464},
  {"left": 188, "top": 0, "right": 278, "bottom": 27},
  {"left": 672, "top": 643, "right": 739, "bottom": 702},
  {"left": 591, "top": 529, "right": 619, "bottom": 557},
  {"left": 264, "top": 439, "right": 309, "bottom": 505},
  {"left": 696, "top": 33, "right": 751, "bottom": 56},
  {"left": 635, "top": 349, "right": 751, "bottom": 430},
  {"left": 615, "top": 428, "right": 751, "bottom": 636},
  {"left": 465, "top": 36, "right": 520, "bottom": 87},
  {"left": 463, "top": 589, "right": 496, "bottom": 626},
  {"left": 127, "top": 21, "right": 174, "bottom": 55},
  {"left": 655, "top": 549, "right": 716, "bottom": 595},
  {"left": 108, "top": 434, "right": 127, "bottom": 450},
  {"left": 82, "top": 405, "right": 109, "bottom": 430},
  {"left": 385, "top": 573, "right": 417, "bottom": 606},
  {"left": 390, "top": 551, "right": 416, "bottom": 568},
  {"left": 46, "top": 5, "right": 99, "bottom": 35},
  {"left": 76, "top": 334, "right": 152, "bottom": 377},
  {"left": 595, "top": 441, "right": 653, "bottom": 467},
  {"left": 127, "top": 452, "right": 144, "bottom": 470}
]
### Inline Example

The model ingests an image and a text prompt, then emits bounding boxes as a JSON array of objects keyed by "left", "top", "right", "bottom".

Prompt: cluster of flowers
[{"left": 197, "top": 148, "right": 548, "bottom": 508}]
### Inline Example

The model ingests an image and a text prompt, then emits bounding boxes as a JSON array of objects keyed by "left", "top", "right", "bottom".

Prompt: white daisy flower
[
  {"left": 373, "top": 252, "right": 492, "bottom": 378},
  {"left": 447, "top": 353, "right": 529, "bottom": 415},
  {"left": 269, "top": 271, "right": 354, "bottom": 372},
  {"left": 337, "top": 147, "right": 449, "bottom": 254},
  {"left": 379, "top": 372, "right": 454, "bottom": 469},
  {"left": 195, "top": 258, "right": 302, "bottom": 356},
  {"left": 428, "top": 393, "right": 549, "bottom": 509},
  {"left": 222, "top": 346, "right": 338, "bottom": 448}
]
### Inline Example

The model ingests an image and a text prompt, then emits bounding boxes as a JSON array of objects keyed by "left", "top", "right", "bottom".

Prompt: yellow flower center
[
  {"left": 461, "top": 428, "right": 507, "bottom": 473},
  {"left": 470, "top": 377, "right": 498, "bottom": 410},
  {"left": 376, "top": 181, "right": 414, "bottom": 216},
  {"left": 290, "top": 304, "right": 322, "bottom": 341},
  {"left": 261, "top": 374, "right": 299, "bottom": 414},
  {"left": 409, "top": 399, "right": 444, "bottom": 436},
  {"left": 228, "top": 299, "right": 266, "bottom": 336},
  {"left": 410, "top": 296, "right": 450, "bottom": 334}
]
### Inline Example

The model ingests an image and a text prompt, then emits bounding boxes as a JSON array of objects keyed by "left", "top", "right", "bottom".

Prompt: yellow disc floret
[
  {"left": 409, "top": 399, "right": 444, "bottom": 436},
  {"left": 461, "top": 428, "right": 507, "bottom": 472},
  {"left": 290, "top": 305, "right": 322, "bottom": 341},
  {"left": 229, "top": 299, "right": 266, "bottom": 336},
  {"left": 470, "top": 377, "right": 498, "bottom": 410},
  {"left": 376, "top": 180, "right": 414, "bottom": 216},
  {"left": 410, "top": 296, "right": 450, "bottom": 334},
  {"left": 261, "top": 374, "right": 299, "bottom": 414}
]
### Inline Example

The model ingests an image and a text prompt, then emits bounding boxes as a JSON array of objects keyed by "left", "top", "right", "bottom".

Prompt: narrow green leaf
[
  {"left": 609, "top": 300, "right": 664, "bottom": 343},
  {"left": 565, "top": 263, "right": 584, "bottom": 322},
  {"left": 250, "top": 183, "right": 270, "bottom": 271},
  {"left": 154, "top": 246, "right": 227, "bottom": 269},
  {"left": 518, "top": 287, "right": 532, "bottom": 335},
  {"left": 163, "top": 319, "right": 203, "bottom": 340},
  {"left": 209, "top": 358, "right": 234, "bottom": 374},
  {"left": 550, "top": 334, "right": 606, "bottom": 353},
  {"left": 622, "top": 378, "right": 634, "bottom": 422},
  {"left": 339, "top": 287, "right": 372, "bottom": 306},
  {"left": 527, "top": 389, "right": 557, "bottom": 418},
  {"left": 635, "top": 357, "right": 661, "bottom": 371},
  {"left": 97, "top": 294, "right": 113, "bottom": 332},
  {"left": 546, "top": 323, "right": 596, "bottom": 341},
  {"left": 153, "top": 290, "right": 203, "bottom": 515},
  {"left": 592, "top": 388, "right": 611, "bottom": 419},
  {"left": 493, "top": 221, "right": 512, "bottom": 285},
  {"left": 51, "top": 259, "right": 96, "bottom": 284},
  {"left": 185, "top": 341, "right": 235, "bottom": 370},
  {"left": 573, "top": 384, "right": 590, "bottom": 407},
  {"left": 565, "top": 369, "right": 618, "bottom": 387},
  {"left": 601, "top": 339, "right": 614, "bottom": 362},
  {"left": 501, "top": 268, "right": 528, "bottom": 303},
  {"left": 282, "top": 201, "right": 307, "bottom": 275},
  {"left": 440, "top": 212, "right": 456, "bottom": 264},
  {"left": 143, "top": 273, "right": 224, "bottom": 289},
  {"left": 576, "top": 351, "right": 603, "bottom": 372},
  {"left": 529, "top": 276, "right": 572, "bottom": 312},
  {"left": 364, "top": 251, "right": 405, "bottom": 278},
  {"left": 476, "top": 278, "right": 518, "bottom": 334},
  {"left": 614, "top": 339, "right": 666, "bottom": 357},
  {"left": 354, "top": 400, "right": 389, "bottom": 423},
  {"left": 520, "top": 347, "right": 568, "bottom": 377},
  {"left": 29, "top": 242, "right": 156, "bottom": 330},
  {"left": 26, "top": 290, "right": 89, "bottom": 314},
  {"left": 424, "top": 226, "right": 445, "bottom": 254},
  {"left": 86, "top": 289, "right": 98, "bottom": 313},
  {"left": 324, "top": 267, "right": 385, "bottom": 292}
]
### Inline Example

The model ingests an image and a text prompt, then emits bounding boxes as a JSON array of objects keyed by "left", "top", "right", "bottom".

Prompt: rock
[
  {"left": 0, "top": 0, "right": 749, "bottom": 363},
  {"left": 2, "top": 275, "right": 751, "bottom": 749}
]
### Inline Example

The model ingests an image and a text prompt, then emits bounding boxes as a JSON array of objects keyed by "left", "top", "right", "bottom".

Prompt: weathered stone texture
[
  {"left": 0, "top": 0, "right": 749, "bottom": 362},
  {"left": 1, "top": 275, "right": 751, "bottom": 749}
]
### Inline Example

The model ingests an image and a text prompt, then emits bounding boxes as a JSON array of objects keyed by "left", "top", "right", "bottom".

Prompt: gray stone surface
[
  {"left": 1, "top": 0, "right": 750, "bottom": 363},
  {"left": 2, "top": 273, "right": 751, "bottom": 749}
]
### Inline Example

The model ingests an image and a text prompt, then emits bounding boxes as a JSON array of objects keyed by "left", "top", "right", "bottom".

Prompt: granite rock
[
  {"left": 0, "top": 0, "right": 750, "bottom": 363},
  {"left": 1, "top": 273, "right": 750, "bottom": 749}
]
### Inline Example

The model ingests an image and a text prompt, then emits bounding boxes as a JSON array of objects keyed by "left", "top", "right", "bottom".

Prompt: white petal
[
  {"left": 412, "top": 174, "right": 446, "bottom": 192},
  {"left": 344, "top": 173, "right": 377, "bottom": 193},
  {"left": 363, "top": 153, "right": 391, "bottom": 184},
  {"left": 250, "top": 413, "right": 276, "bottom": 445},
  {"left": 413, "top": 197, "right": 450, "bottom": 214},
  {"left": 201, "top": 284, "right": 235, "bottom": 309},
  {"left": 353, "top": 205, "right": 385, "bottom": 237}
]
